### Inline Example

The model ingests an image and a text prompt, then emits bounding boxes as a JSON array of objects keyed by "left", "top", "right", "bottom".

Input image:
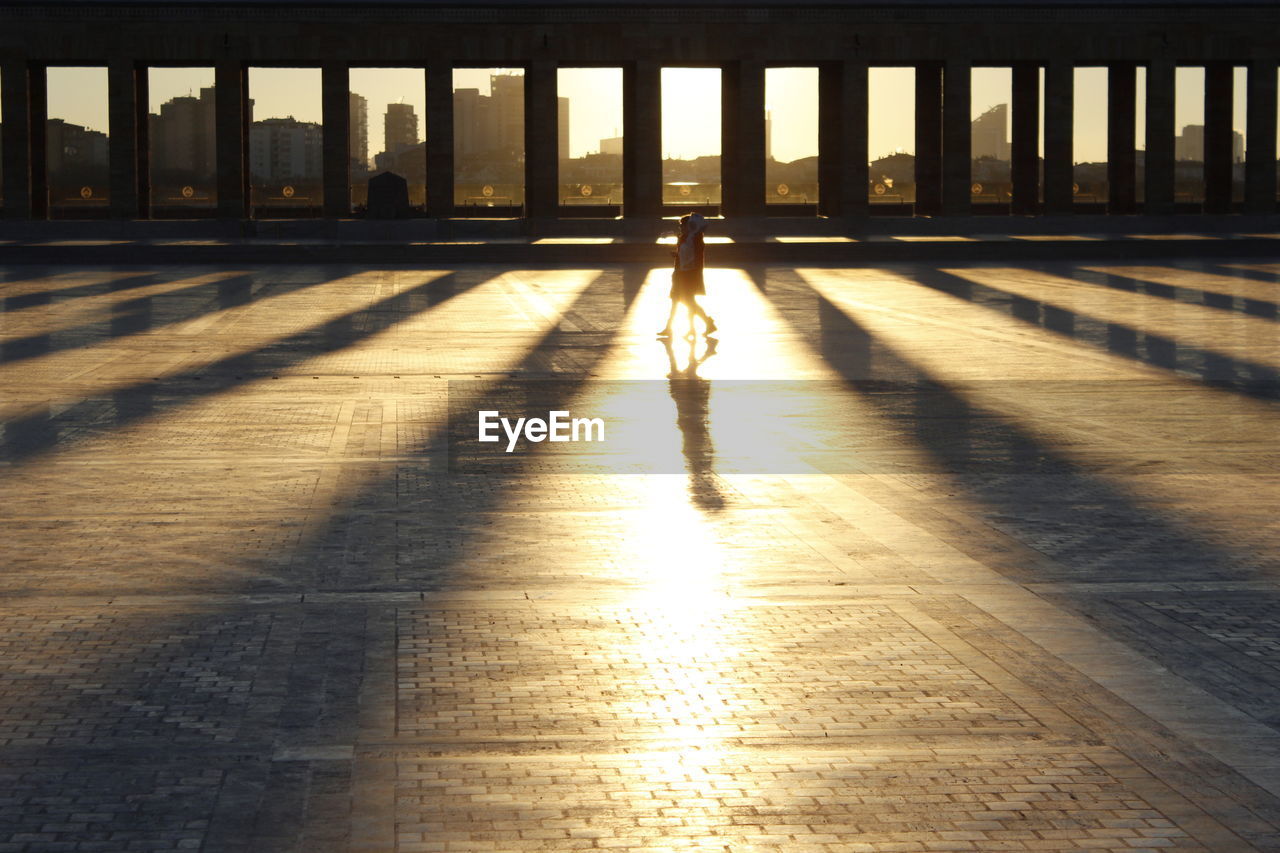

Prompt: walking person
[{"left": 658, "top": 212, "right": 717, "bottom": 339}]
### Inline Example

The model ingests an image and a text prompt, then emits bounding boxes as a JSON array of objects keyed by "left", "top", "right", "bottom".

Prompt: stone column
[
  {"left": 1203, "top": 62, "right": 1233, "bottom": 214},
  {"left": 215, "top": 61, "right": 248, "bottom": 219},
  {"left": 941, "top": 58, "right": 971, "bottom": 216},
  {"left": 1245, "top": 60, "right": 1278, "bottom": 214},
  {"left": 721, "top": 60, "right": 765, "bottom": 218},
  {"left": 1, "top": 61, "right": 38, "bottom": 219},
  {"left": 1043, "top": 60, "right": 1074, "bottom": 215},
  {"left": 524, "top": 60, "right": 558, "bottom": 220},
  {"left": 321, "top": 62, "right": 350, "bottom": 218},
  {"left": 623, "top": 59, "right": 662, "bottom": 218},
  {"left": 1144, "top": 60, "right": 1175, "bottom": 215},
  {"left": 1107, "top": 62, "right": 1136, "bottom": 214},
  {"left": 818, "top": 61, "right": 868, "bottom": 220},
  {"left": 425, "top": 62, "right": 454, "bottom": 219},
  {"left": 108, "top": 60, "right": 147, "bottom": 219},
  {"left": 1011, "top": 62, "right": 1041, "bottom": 215},
  {"left": 914, "top": 63, "right": 943, "bottom": 216}
]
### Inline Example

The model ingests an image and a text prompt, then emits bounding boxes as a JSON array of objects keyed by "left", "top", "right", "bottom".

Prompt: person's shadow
[{"left": 663, "top": 335, "right": 725, "bottom": 512}]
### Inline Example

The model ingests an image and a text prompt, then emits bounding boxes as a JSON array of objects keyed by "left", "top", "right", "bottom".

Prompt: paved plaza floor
[{"left": 2, "top": 255, "right": 1280, "bottom": 851}]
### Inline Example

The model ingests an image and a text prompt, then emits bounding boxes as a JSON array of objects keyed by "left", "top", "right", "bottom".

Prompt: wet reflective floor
[{"left": 2, "top": 258, "right": 1280, "bottom": 851}]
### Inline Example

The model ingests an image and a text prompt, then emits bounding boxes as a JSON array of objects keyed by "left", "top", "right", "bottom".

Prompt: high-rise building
[
  {"left": 1174, "top": 124, "right": 1244, "bottom": 162},
  {"left": 46, "top": 118, "right": 109, "bottom": 173},
  {"left": 599, "top": 136, "right": 623, "bottom": 156},
  {"left": 454, "top": 88, "right": 482, "bottom": 159},
  {"left": 971, "top": 103, "right": 1009, "bottom": 161},
  {"left": 490, "top": 74, "right": 524, "bottom": 154},
  {"left": 385, "top": 103, "right": 418, "bottom": 156},
  {"left": 350, "top": 92, "right": 369, "bottom": 172},
  {"left": 453, "top": 74, "right": 526, "bottom": 164},
  {"left": 249, "top": 117, "right": 323, "bottom": 182},
  {"left": 1176, "top": 124, "right": 1205, "bottom": 161},
  {"left": 149, "top": 88, "right": 217, "bottom": 177}
]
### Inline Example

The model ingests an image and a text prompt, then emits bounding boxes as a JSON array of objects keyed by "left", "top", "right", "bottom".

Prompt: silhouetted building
[
  {"left": 1176, "top": 124, "right": 1244, "bottom": 162},
  {"left": 490, "top": 74, "right": 524, "bottom": 154},
  {"left": 972, "top": 104, "right": 1009, "bottom": 161},
  {"left": 1177, "top": 124, "right": 1204, "bottom": 161},
  {"left": 453, "top": 73, "right": 526, "bottom": 191},
  {"left": 150, "top": 87, "right": 216, "bottom": 178},
  {"left": 249, "top": 117, "right": 322, "bottom": 183},
  {"left": 455, "top": 74, "right": 525, "bottom": 161},
  {"left": 46, "top": 118, "right": 109, "bottom": 172},
  {"left": 374, "top": 140, "right": 426, "bottom": 185},
  {"left": 385, "top": 103, "right": 418, "bottom": 155},
  {"left": 599, "top": 136, "right": 623, "bottom": 156},
  {"left": 350, "top": 92, "right": 368, "bottom": 172}
]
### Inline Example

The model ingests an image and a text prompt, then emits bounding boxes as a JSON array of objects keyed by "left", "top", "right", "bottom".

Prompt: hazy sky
[{"left": 36, "top": 64, "right": 1260, "bottom": 166}]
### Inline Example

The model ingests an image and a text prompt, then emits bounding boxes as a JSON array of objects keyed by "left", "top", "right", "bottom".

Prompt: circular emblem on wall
[
  {"left": 970, "top": 182, "right": 983, "bottom": 196},
  {"left": 776, "top": 183, "right": 790, "bottom": 197},
  {"left": 1072, "top": 182, "right": 1081, "bottom": 195},
  {"left": 873, "top": 183, "right": 887, "bottom": 196},
  {"left": 181, "top": 186, "right": 195, "bottom": 199},
  {"left": 482, "top": 185, "right": 494, "bottom": 197},
  {"left": 580, "top": 184, "right": 593, "bottom": 197},
  {"left": 282, "top": 185, "right": 295, "bottom": 198},
  {"left": 80, "top": 186, "right": 93, "bottom": 199},
  {"left": 679, "top": 185, "right": 692, "bottom": 196}
]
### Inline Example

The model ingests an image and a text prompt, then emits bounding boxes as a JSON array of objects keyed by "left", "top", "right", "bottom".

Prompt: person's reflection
[{"left": 663, "top": 335, "right": 725, "bottom": 512}]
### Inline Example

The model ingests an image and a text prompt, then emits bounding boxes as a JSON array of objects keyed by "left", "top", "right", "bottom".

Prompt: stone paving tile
[
  {"left": 2, "top": 260, "right": 1280, "bottom": 851},
  {"left": 394, "top": 603, "right": 1039, "bottom": 742},
  {"left": 0, "top": 608, "right": 279, "bottom": 749},
  {"left": 1040, "top": 592, "right": 1280, "bottom": 730},
  {"left": 0, "top": 759, "right": 222, "bottom": 852},
  {"left": 389, "top": 749, "right": 1208, "bottom": 852}
]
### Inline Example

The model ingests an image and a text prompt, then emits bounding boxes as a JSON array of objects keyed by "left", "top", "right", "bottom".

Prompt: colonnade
[{"left": 2, "top": 57, "right": 1277, "bottom": 220}]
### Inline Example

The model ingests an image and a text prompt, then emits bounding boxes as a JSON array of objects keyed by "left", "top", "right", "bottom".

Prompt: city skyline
[{"left": 28, "top": 64, "right": 1263, "bottom": 167}]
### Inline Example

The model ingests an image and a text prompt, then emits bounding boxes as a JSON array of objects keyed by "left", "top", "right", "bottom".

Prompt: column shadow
[
  {"left": 0, "top": 267, "right": 492, "bottom": 465},
  {"left": 772, "top": 272, "right": 1277, "bottom": 587},
  {"left": 1068, "top": 262, "right": 1280, "bottom": 324},
  {"left": 0, "top": 271, "right": 263, "bottom": 366},
  {"left": 0, "top": 265, "right": 639, "bottom": 853},
  {"left": 906, "top": 265, "right": 1280, "bottom": 395}
]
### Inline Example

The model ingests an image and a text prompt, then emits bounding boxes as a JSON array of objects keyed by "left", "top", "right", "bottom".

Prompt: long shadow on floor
[
  {"left": 905, "top": 264, "right": 1280, "bottom": 394},
  {"left": 0, "top": 266, "right": 494, "bottom": 465},
  {"left": 774, "top": 268, "right": 1280, "bottom": 795},
  {"left": 772, "top": 271, "right": 1278, "bottom": 587},
  {"left": 1065, "top": 260, "right": 1280, "bottom": 323},
  {"left": 289, "top": 267, "right": 641, "bottom": 591},
  {"left": 0, "top": 266, "right": 645, "bottom": 853},
  {"left": 0, "top": 270, "right": 263, "bottom": 366}
]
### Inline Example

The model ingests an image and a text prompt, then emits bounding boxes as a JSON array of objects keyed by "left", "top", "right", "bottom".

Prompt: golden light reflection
[
  {"left": 1, "top": 269, "right": 602, "bottom": 591},
  {"left": 942, "top": 266, "right": 1280, "bottom": 371},
  {"left": 1086, "top": 262, "right": 1280, "bottom": 303},
  {"left": 797, "top": 265, "right": 1280, "bottom": 577},
  {"left": 0, "top": 269, "right": 453, "bottom": 420}
]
